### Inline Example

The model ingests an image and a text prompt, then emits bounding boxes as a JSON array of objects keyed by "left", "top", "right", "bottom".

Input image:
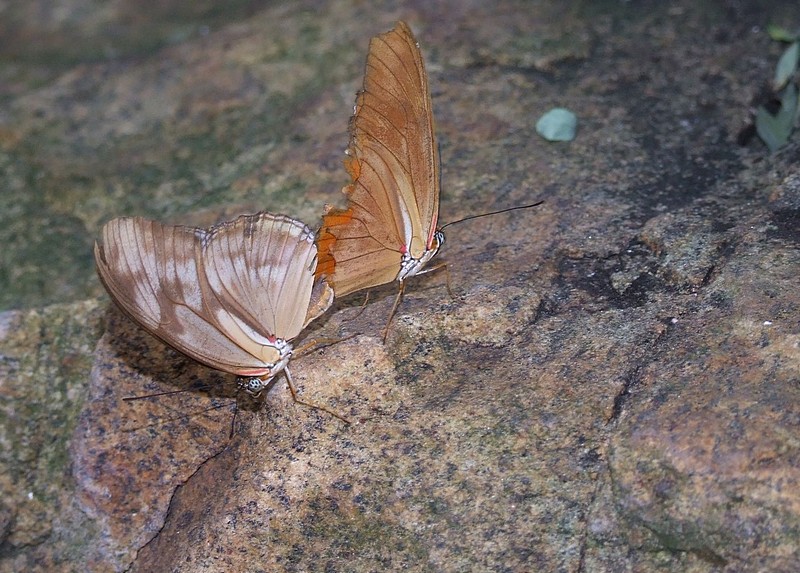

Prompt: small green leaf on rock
[
  {"left": 756, "top": 83, "right": 798, "bottom": 152},
  {"left": 774, "top": 42, "right": 799, "bottom": 91},
  {"left": 767, "top": 24, "right": 800, "bottom": 42}
]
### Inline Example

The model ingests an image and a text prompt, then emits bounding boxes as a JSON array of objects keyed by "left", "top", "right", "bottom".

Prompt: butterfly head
[
  {"left": 398, "top": 230, "right": 445, "bottom": 281},
  {"left": 237, "top": 338, "right": 293, "bottom": 396},
  {"left": 433, "top": 229, "right": 445, "bottom": 249}
]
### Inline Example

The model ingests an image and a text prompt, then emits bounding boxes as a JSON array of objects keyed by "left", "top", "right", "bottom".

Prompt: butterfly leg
[
  {"left": 228, "top": 399, "right": 240, "bottom": 439},
  {"left": 444, "top": 264, "right": 455, "bottom": 299},
  {"left": 382, "top": 280, "right": 406, "bottom": 343},
  {"left": 416, "top": 261, "right": 455, "bottom": 299},
  {"left": 283, "top": 368, "right": 351, "bottom": 424},
  {"left": 348, "top": 291, "right": 371, "bottom": 321},
  {"left": 293, "top": 333, "right": 359, "bottom": 358}
]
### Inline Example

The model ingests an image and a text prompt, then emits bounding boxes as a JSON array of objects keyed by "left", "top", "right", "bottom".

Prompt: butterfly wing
[
  {"left": 95, "top": 214, "right": 332, "bottom": 377},
  {"left": 318, "top": 21, "right": 440, "bottom": 297},
  {"left": 95, "top": 216, "right": 256, "bottom": 374},
  {"left": 304, "top": 273, "right": 335, "bottom": 329},
  {"left": 201, "top": 212, "right": 331, "bottom": 345}
]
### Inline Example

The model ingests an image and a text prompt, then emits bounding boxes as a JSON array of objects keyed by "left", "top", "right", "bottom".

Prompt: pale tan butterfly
[
  {"left": 317, "top": 21, "right": 541, "bottom": 339},
  {"left": 94, "top": 212, "right": 341, "bottom": 418}
]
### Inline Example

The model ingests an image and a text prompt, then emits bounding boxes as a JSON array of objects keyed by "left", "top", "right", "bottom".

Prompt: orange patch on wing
[
  {"left": 311, "top": 21, "right": 441, "bottom": 299},
  {"left": 316, "top": 207, "right": 354, "bottom": 279},
  {"left": 344, "top": 154, "right": 361, "bottom": 181}
]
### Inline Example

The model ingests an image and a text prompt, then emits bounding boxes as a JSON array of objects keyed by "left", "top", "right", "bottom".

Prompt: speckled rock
[{"left": 1, "top": 1, "right": 799, "bottom": 572}]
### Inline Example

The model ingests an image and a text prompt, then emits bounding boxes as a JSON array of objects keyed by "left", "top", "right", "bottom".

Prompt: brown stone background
[{"left": 1, "top": 1, "right": 799, "bottom": 571}]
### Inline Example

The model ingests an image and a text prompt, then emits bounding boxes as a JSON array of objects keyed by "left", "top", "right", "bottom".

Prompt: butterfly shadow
[
  {"left": 100, "top": 302, "right": 357, "bottom": 427},
  {"left": 90, "top": 305, "right": 245, "bottom": 432},
  {"left": 70, "top": 304, "right": 251, "bottom": 569},
  {"left": 326, "top": 260, "right": 459, "bottom": 343}
]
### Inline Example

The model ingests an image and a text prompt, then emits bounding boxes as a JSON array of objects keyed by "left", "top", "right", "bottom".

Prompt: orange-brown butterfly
[
  {"left": 316, "top": 21, "right": 540, "bottom": 338},
  {"left": 94, "top": 212, "right": 334, "bottom": 401},
  {"left": 317, "top": 21, "right": 441, "bottom": 301}
]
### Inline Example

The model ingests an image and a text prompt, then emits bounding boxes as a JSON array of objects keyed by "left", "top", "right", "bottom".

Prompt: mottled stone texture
[{"left": 1, "top": 1, "right": 799, "bottom": 572}]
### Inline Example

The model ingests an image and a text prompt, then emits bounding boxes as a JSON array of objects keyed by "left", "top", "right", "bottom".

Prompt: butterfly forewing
[
  {"left": 318, "top": 21, "right": 440, "bottom": 297},
  {"left": 95, "top": 213, "right": 332, "bottom": 378},
  {"left": 360, "top": 20, "right": 440, "bottom": 251}
]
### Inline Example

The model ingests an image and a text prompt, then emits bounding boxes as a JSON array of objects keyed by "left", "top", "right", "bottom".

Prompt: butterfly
[
  {"left": 316, "top": 21, "right": 444, "bottom": 338},
  {"left": 94, "top": 212, "right": 334, "bottom": 400}
]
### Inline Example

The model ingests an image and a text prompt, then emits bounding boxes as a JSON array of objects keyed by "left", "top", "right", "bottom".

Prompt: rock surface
[{"left": 0, "top": 1, "right": 798, "bottom": 572}]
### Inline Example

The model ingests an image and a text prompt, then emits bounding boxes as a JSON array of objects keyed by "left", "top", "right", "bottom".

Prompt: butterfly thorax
[
  {"left": 398, "top": 230, "right": 445, "bottom": 281},
  {"left": 237, "top": 338, "right": 293, "bottom": 395}
]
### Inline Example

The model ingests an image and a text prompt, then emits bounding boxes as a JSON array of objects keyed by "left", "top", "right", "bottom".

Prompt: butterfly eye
[{"left": 238, "top": 376, "right": 268, "bottom": 396}]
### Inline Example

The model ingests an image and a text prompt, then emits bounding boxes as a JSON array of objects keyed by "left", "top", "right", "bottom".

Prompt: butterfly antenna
[
  {"left": 438, "top": 200, "right": 544, "bottom": 231},
  {"left": 122, "top": 387, "right": 202, "bottom": 401},
  {"left": 121, "top": 379, "right": 220, "bottom": 402},
  {"left": 343, "top": 291, "right": 371, "bottom": 322},
  {"left": 229, "top": 391, "right": 241, "bottom": 439},
  {"left": 121, "top": 399, "right": 236, "bottom": 433}
]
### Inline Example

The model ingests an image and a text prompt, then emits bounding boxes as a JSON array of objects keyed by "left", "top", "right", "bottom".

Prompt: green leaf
[
  {"left": 773, "top": 42, "right": 799, "bottom": 91},
  {"left": 536, "top": 108, "right": 577, "bottom": 142},
  {"left": 756, "top": 107, "right": 789, "bottom": 152},
  {"left": 780, "top": 82, "right": 799, "bottom": 124},
  {"left": 767, "top": 24, "right": 800, "bottom": 42},
  {"left": 756, "top": 84, "right": 798, "bottom": 152}
]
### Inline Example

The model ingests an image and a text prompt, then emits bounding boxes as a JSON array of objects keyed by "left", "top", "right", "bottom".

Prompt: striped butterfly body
[
  {"left": 95, "top": 212, "right": 333, "bottom": 396},
  {"left": 316, "top": 21, "right": 443, "bottom": 302}
]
